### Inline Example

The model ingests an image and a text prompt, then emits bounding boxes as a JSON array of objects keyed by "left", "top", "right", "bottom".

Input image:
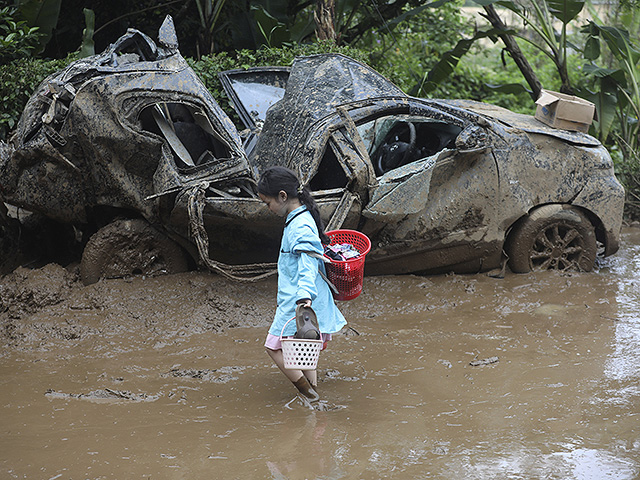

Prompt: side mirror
[
  {"left": 455, "top": 124, "right": 489, "bottom": 154},
  {"left": 158, "top": 15, "right": 179, "bottom": 51}
]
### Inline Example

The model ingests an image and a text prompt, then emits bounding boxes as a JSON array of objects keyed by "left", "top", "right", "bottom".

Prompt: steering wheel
[{"left": 375, "top": 122, "right": 417, "bottom": 175}]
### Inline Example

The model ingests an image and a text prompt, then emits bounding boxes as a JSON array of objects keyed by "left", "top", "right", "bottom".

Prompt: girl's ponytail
[
  {"left": 297, "top": 185, "right": 330, "bottom": 245},
  {"left": 257, "top": 166, "right": 330, "bottom": 244}
]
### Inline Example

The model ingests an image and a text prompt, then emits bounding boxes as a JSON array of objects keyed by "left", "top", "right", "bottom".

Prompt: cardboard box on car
[{"left": 535, "top": 89, "right": 595, "bottom": 133}]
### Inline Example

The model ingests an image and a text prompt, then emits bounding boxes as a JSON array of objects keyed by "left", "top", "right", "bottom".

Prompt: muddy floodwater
[{"left": 1, "top": 229, "right": 639, "bottom": 479}]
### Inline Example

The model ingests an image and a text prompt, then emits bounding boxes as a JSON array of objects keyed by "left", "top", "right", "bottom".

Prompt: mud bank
[
  {"left": 1, "top": 229, "right": 639, "bottom": 479},
  {"left": 0, "top": 263, "right": 273, "bottom": 349}
]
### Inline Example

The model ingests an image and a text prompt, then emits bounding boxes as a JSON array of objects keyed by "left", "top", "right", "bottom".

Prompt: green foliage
[
  {"left": 613, "top": 145, "right": 640, "bottom": 220},
  {"left": 79, "top": 8, "right": 95, "bottom": 59},
  {"left": 472, "top": 0, "right": 586, "bottom": 93},
  {"left": 194, "top": 0, "right": 229, "bottom": 54},
  {"left": 451, "top": 35, "right": 588, "bottom": 109},
  {"left": 580, "top": 19, "right": 640, "bottom": 220},
  {"left": 418, "top": 27, "right": 505, "bottom": 96},
  {"left": 0, "top": 6, "right": 43, "bottom": 63},
  {"left": 360, "top": 0, "right": 473, "bottom": 94},
  {"left": 251, "top": 2, "right": 315, "bottom": 48},
  {"left": 16, "top": 0, "right": 62, "bottom": 55}
]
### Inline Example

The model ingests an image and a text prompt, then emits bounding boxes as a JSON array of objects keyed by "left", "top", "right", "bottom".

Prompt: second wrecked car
[{"left": 0, "top": 16, "right": 625, "bottom": 283}]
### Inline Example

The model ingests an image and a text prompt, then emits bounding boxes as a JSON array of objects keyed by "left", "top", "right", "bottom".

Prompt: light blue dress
[{"left": 269, "top": 205, "right": 347, "bottom": 337}]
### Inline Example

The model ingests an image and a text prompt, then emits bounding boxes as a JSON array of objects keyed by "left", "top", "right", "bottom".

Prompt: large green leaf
[
  {"left": 17, "top": 0, "right": 61, "bottom": 53},
  {"left": 583, "top": 64, "right": 627, "bottom": 86},
  {"left": 583, "top": 36, "right": 600, "bottom": 61},
  {"left": 598, "top": 25, "right": 640, "bottom": 64},
  {"left": 79, "top": 8, "right": 94, "bottom": 59},
  {"left": 578, "top": 87, "right": 618, "bottom": 142},
  {"left": 252, "top": 5, "right": 283, "bottom": 47},
  {"left": 419, "top": 27, "right": 506, "bottom": 94},
  {"left": 380, "top": 0, "right": 451, "bottom": 31},
  {"left": 547, "top": 0, "right": 585, "bottom": 24}
]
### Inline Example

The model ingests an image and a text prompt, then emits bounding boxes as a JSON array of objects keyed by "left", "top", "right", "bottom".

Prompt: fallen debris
[
  {"left": 45, "top": 388, "right": 159, "bottom": 402},
  {"left": 469, "top": 356, "right": 500, "bottom": 367},
  {"left": 162, "top": 366, "right": 244, "bottom": 383}
]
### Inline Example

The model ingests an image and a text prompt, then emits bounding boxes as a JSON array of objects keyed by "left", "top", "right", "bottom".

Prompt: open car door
[{"left": 218, "top": 67, "right": 290, "bottom": 157}]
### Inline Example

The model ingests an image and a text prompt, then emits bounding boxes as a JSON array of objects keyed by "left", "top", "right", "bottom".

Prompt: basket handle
[
  {"left": 301, "top": 251, "right": 339, "bottom": 294},
  {"left": 279, "top": 316, "right": 296, "bottom": 340},
  {"left": 303, "top": 251, "right": 332, "bottom": 263}
]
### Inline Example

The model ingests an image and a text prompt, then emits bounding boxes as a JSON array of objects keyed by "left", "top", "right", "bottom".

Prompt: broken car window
[
  {"left": 357, "top": 114, "right": 462, "bottom": 176},
  {"left": 139, "top": 102, "right": 232, "bottom": 170},
  {"left": 309, "top": 138, "right": 349, "bottom": 192}
]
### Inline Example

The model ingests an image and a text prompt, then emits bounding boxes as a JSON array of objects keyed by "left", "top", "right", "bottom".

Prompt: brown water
[{"left": 2, "top": 229, "right": 640, "bottom": 479}]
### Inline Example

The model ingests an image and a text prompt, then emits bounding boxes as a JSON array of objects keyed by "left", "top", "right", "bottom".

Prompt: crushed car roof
[{"left": 251, "top": 54, "right": 406, "bottom": 173}]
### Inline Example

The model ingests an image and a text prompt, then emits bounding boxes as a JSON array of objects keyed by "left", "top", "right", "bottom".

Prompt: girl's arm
[{"left": 296, "top": 252, "right": 319, "bottom": 304}]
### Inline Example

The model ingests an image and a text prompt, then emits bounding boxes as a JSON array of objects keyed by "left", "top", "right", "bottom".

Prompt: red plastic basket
[{"left": 325, "top": 229, "right": 371, "bottom": 301}]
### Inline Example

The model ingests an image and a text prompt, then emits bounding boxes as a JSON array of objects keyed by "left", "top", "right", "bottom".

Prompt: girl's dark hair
[{"left": 258, "top": 166, "right": 330, "bottom": 244}]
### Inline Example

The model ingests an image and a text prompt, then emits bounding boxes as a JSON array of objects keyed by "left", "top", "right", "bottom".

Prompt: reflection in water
[
  {"left": 1, "top": 229, "right": 639, "bottom": 479},
  {"left": 606, "top": 229, "right": 640, "bottom": 384},
  {"left": 555, "top": 448, "right": 637, "bottom": 480},
  {"left": 442, "top": 446, "right": 637, "bottom": 480}
]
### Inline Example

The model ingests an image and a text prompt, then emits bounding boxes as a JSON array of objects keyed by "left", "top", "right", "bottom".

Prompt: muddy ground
[{"left": 1, "top": 228, "right": 640, "bottom": 479}]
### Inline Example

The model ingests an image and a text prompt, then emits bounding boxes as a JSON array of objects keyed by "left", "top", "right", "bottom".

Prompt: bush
[
  {"left": 0, "top": 6, "right": 43, "bottom": 64},
  {"left": 611, "top": 147, "right": 640, "bottom": 222}
]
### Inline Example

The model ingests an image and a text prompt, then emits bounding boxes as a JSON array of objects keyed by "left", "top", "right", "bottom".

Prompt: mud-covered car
[{"left": 0, "top": 16, "right": 625, "bottom": 283}]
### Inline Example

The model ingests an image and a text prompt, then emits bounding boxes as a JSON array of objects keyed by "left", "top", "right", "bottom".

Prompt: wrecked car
[{"left": 0, "top": 16, "right": 625, "bottom": 284}]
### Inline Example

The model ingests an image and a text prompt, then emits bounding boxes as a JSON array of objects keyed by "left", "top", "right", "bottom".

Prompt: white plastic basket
[{"left": 280, "top": 317, "right": 323, "bottom": 370}]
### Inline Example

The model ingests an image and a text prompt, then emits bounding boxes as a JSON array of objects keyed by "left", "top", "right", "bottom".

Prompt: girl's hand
[{"left": 297, "top": 298, "right": 312, "bottom": 308}]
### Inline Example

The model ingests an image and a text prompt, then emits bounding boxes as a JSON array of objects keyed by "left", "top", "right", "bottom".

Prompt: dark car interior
[
  {"left": 139, "top": 102, "right": 232, "bottom": 170},
  {"left": 308, "top": 140, "right": 350, "bottom": 192},
  {"left": 307, "top": 114, "right": 464, "bottom": 193},
  {"left": 363, "top": 116, "right": 462, "bottom": 176}
]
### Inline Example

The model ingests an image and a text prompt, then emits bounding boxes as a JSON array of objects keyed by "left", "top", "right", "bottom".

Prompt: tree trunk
[
  {"left": 482, "top": 4, "right": 542, "bottom": 101},
  {"left": 557, "top": 61, "right": 574, "bottom": 95},
  {"left": 315, "top": 0, "right": 336, "bottom": 42}
]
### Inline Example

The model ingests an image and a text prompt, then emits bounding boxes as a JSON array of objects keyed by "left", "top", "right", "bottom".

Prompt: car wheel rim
[{"left": 530, "top": 222, "right": 585, "bottom": 271}]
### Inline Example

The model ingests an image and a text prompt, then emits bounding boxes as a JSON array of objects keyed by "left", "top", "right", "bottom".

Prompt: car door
[
  {"left": 218, "top": 67, "right": 290, "bottom": 158},
  {"left": 356, "top": 107, "right": 502, "bottom": 275}
]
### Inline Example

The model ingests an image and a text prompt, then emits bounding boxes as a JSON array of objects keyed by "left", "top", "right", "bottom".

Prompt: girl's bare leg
[
  {"left": 266, "top": 348, "right": 319, "bottom": 401},
  {"left": 266, "top": 348, "right": 302, "bottom": 382},
  {"left": 303, "top": 369, "right": 317, "bottom": 388}
]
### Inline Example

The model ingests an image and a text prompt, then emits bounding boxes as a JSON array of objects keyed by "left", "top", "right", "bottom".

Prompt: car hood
[
  {"left": 437, "top": 99, "right": 601, "bottom": 147},
  {"left": 251, "top": 54, "right": 406, "bottom": 173}
]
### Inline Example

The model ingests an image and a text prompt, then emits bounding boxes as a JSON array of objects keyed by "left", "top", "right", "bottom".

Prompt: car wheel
[
  {"left": 80, "top": 219, "right": 189, "bottom": 285},
  {"left": 506, "top": 205, "right": 597, "bottom": 273}
]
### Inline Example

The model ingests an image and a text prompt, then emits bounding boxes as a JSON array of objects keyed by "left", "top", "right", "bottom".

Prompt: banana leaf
[{"left": 16, "top": 0, "right": 61, "bottom": 55}]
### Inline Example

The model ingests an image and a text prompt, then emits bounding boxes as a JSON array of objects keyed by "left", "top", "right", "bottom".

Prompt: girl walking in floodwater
[{"left": 258, "top": 166, "right": 347, "bottom": 402}]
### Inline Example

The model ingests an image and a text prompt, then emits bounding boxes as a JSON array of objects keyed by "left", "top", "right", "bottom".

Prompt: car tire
[
  {"left": 506, "top": 205, "right": 597, "bottom": 273},
  {"left": 80, "top": 219, "right": 189, "bottom": 285}
]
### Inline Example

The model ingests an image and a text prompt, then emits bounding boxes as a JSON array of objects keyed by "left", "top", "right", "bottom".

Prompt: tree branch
[{"left": 482, "top": 4, "right": 542, "bottom": 101}]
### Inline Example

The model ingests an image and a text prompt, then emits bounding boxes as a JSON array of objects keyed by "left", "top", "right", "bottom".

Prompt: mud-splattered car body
[
  {"left": 0, "top": 16, "right": 625, "bottom": 280},
  {"left": 214, "top": 54, "right": 624, "bottom": 275}
]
